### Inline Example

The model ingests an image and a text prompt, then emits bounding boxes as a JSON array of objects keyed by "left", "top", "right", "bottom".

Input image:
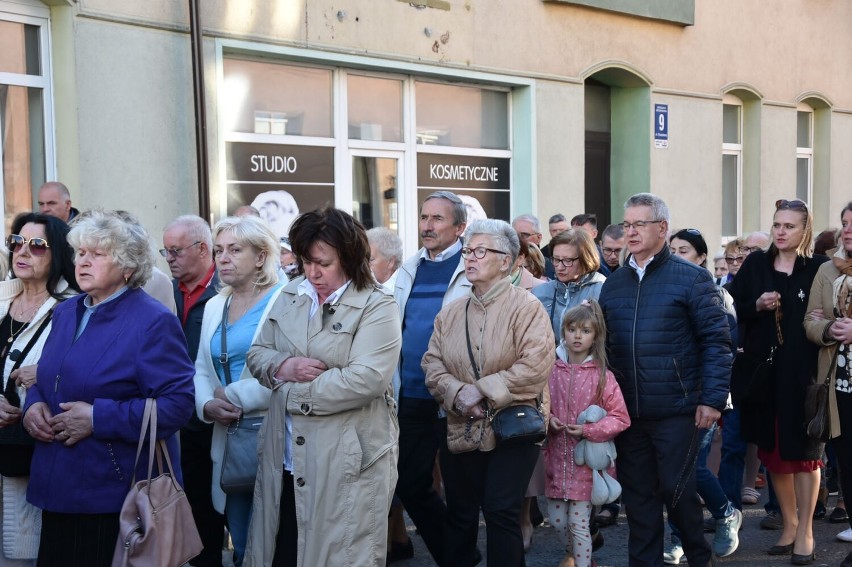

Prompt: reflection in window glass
[
  {"left": 797, "top": 111, "right": 812, "bottom": 148},
  {"left": 352, "top": 157, "right": 398, "bottom": 230},
  {"left": 348, "top": 76, "right": 403, "bottom": 142},
  {"left": 0, "top": 86, "right": 45, "bottom": 232},
  {"left": 722, "top": 154, "right": 738, "bottom": 236},
  {"left": 415, "top": 82, "right": 508, "bottom": 149},
  {"left": 722, "top": 104, "right": 740, "bottom": 144},
  {"left": 796, "top": 157, "right": 810, "bottom": 202},
  {"left": 222, "top": 59, "right": 332, "bottom": 137},
  {"left": 0, "top": 22, "right": 40, "bottom": 75}
]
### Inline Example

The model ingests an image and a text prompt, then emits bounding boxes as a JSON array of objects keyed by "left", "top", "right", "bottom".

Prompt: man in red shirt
[{"left": 162, "top": 215, "right": 223, "bottom": 567}]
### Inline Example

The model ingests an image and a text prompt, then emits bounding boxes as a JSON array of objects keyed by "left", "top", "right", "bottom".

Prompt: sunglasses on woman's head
[
  {"left": 775, "top": 199, "right": 808, "bottom": 211},
  {"left": 6, "top": 234, "right": 50, "bottom": 256}
]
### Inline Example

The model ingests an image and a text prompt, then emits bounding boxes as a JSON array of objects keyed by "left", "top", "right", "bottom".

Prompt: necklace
[{"left": 2, "top": 294, "right": 49, "bottom": 358}]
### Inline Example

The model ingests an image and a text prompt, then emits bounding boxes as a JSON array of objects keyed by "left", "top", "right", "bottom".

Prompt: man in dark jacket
[
  {"left": 162, "top": 215, "right": 224, "bottom": 567},
  {"left": 598, "top": 193, "right": 732, "bottom": 567}
]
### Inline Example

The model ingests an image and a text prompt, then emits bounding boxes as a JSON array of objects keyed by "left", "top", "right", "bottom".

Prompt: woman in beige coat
[
  {"left": 804, "top": 202, "right": 852, "bottom": 567},
  {"left": 423, "top": 218, "right": 555, "bottom": 567},
  {"left": 244, "top": 208, "right": 401, "bottom": 567}
]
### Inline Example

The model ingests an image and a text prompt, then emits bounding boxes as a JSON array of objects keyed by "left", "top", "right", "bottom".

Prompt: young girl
[{"left": 544, "top": 300, "right": 630, "bottom": 567}]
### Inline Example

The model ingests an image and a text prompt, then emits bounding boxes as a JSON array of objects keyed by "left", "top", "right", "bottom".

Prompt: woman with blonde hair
[{"left": 193, "top": 215, "right": 283, "bottom": 566}]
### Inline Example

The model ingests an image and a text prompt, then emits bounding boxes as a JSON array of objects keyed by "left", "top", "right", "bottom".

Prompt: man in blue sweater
[
  {"left": 393, "top": 191, "right": 471, "bottom": 566},
  {"left": 598, "top": 193, "right": 732, "bottom": 567}
]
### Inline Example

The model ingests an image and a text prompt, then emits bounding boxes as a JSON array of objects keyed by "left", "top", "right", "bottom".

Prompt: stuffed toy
[{"left": 573, "top": 404, "right": 622, "bottom": 505}]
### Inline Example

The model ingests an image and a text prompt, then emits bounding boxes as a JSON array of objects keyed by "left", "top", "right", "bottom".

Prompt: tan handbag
[{"left": 111, "top": 399, "right": 203, "bottom": 567}]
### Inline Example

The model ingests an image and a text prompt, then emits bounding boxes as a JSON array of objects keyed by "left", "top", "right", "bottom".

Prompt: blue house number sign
[{"left": 655, "top": 104, "right": 668, "bottom": 148}]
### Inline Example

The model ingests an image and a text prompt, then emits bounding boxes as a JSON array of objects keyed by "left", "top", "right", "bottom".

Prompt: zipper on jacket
[
  {"left": 673, "top": 358, "right": 688, "bottom": 399},
  {"left": 631, "top": 279, "right": 642, "bottom": 417}
]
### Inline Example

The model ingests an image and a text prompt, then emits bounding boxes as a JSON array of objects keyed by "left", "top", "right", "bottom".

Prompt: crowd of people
[{"left": 0, "top": 182, "right": 850, "bottom": 567}]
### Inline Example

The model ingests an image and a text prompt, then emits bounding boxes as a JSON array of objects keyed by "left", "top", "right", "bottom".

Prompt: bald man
[{"left": 37, "top": 182, "right": 79, "bottom": 223}]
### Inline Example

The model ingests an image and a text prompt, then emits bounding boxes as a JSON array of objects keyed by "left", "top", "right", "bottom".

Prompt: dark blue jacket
[
  {"left": 598, "top": 245, "right": 732, "bottom": 419},
  {"left": 25, "top": 288, "right": 195, "bottom": 514}
]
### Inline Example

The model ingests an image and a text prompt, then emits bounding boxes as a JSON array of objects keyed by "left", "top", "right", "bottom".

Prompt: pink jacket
[{"left": 543, "top": 358, "right": 630, "bottom": 501}]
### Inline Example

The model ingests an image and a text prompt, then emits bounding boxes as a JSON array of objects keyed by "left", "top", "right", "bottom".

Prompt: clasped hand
[
  {"left": 203, "top": 387, "right": 242, "bottom": 426},
  {"left": 454, "top": 384, "right": 486, "bottom": 418},
  {"left": 276, "top": 357, "right": 328, "bottom": 383},
  {"left": 25, "top": 401, "right": 93, "bottom": 445}
]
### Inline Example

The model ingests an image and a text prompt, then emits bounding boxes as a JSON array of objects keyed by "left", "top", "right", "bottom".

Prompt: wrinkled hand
[
  {"left": 23, "top": 401, "right": 53, "bottom": 442},
  {"left": 0, "top": 396, "right": 21, "bottom": 427},
  {"left": 50, "top": 401, "right": 93, "bottom": 446},
  {"left": 564, "top": 423, "right": 584, "bottom": 439},
  {"left": 694, "top": 404, "right": 720, "bottom": 429},
  {"left": 11, "top": 365, "right": 37, "bottom": 389},
  {"left": 756, "top": 291, "right": 781, "bottom": 312},
  {"left": 830, "top": 317, "right": 852, "bottom": 345},
  {"left": 203, "top": 398, "right": 242, "bottom": 426},
  {"left": 454, "top": 384, "right": 484, "bottom": 417},
  {"left": 276, "top": 357, "right": 328, "bottom": 383},
  {"left": 806, "top": 308, "right": 825, "bottom": 321}
]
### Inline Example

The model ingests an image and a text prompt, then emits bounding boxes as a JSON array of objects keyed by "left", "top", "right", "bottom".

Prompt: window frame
[{"left": 721, "top": 97, "right": 743, "bottom": 238}]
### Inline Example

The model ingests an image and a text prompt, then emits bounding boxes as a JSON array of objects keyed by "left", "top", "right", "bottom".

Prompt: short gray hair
[
  {"left": 366, "top": 227, "right": 403, "bottom": 268},
  {"left": 548, "top": 214, "right": 567, "bottom": 225},
  {"left": 212, "top": 216, "right": 280, "bottom": 295},
  {"left": 512, "top": 214, "right": 541, "bottom": 232},
  {"left": 466, "top": 219, "right": 520, "bottom": 265},
  {"left": 423, "top": 191, "right": 467, "bottom": 227},
  {"left": 624, "top": 193, "right": 671, "bottom": 225},
  {"left": 164, "top": 214, "right": 213, "bottom": 251},
  {"left": 68, "top": 210, "right": 154, "bottom": 289}
]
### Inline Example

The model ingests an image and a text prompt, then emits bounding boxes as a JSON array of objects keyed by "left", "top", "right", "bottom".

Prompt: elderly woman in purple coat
[{"left": 21, "top": 210, "right": 195, "bottom": 567}]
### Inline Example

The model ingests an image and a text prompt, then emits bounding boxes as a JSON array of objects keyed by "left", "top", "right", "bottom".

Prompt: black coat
[
  {"left": 728, "top": 250, "right": 828, "bottom": 460},
  {"left": 598, "top": 245, "right": 733, "bottom": 419}
]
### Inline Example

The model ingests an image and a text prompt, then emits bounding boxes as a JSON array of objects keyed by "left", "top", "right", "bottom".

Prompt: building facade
[{"left": 2, "top": 0, "right": 851, "bottom": 256}]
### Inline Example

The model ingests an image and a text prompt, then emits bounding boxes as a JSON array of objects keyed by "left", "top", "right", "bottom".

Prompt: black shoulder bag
[
  {"left": 0, "top": 309, "right": 54, "bottom": 477},
  {"left": 464, "top": 299, "right": 546, "bottom": 447},
  {"left": 218, "top": 298, "right": 264, "bottom": 494}
]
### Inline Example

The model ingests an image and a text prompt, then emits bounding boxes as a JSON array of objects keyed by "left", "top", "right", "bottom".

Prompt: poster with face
[{"left": 225, "top": 142, "right": 334, "bottom": 239}]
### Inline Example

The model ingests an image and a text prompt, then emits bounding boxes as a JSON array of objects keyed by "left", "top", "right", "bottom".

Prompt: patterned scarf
[{"left": 832, "top": 247, "right": 852, "bottom": 317}]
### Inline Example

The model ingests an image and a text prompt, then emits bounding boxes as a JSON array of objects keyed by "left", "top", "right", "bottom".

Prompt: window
[
  {"left": 721, "top": 99, "right": 743, "bottom": 237},
  {"left": 0, "top": 6, "right": 53, "bottom": 234},
  {"left": 796, "top": 106, "right": 813, "bottom": 204},
  {"left": 415, "top": 81, "right": 509, "bottom": 149}
]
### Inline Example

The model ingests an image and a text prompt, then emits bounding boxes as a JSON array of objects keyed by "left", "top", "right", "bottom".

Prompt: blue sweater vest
[{"left": 400, "top": 250, "right": 462, "bottom": 399}]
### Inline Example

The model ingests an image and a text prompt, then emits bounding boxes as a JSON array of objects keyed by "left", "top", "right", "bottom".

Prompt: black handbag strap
[
  {"left": 3, "top": 309, "right": 54, "bottom": 403},
  {"left": 220, "top": 298, "right": 232, "bottom": 385}
]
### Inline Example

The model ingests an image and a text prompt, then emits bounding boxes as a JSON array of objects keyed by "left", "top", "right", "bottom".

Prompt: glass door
[{"left": 350, "top": 150, "right": 402, "bottom": 233}]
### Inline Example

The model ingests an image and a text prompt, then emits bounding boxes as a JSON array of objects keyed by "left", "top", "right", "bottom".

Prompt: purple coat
[{"left": 24, "top": 288, "right": 195, "bottom": 514}]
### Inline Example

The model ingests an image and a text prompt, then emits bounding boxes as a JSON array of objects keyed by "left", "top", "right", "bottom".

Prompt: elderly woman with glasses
[
  {"left": 532, "top": 228, "right": 606, "bottom": 340},
  {"left": 729, "top": 199, "right": 828, "bottom": 564},
  {"left": 422, "top": 219, "right": 554, "bottom": 566},
  {"left": 21, "top": 210, "right": 196, "bottom": 566}
]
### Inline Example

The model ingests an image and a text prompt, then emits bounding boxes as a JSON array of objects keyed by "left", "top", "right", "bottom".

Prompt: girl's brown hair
[{"left": 561, "top": 299, "right": 609, "bottom": 403}]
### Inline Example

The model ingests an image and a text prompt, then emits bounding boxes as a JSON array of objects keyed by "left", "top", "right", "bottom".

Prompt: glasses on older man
[
  {"left": 158, "top": 241, "right": 201, "bottom": 259},
  {"left": 621, "top": 220, "right": 663, "bottom": 231},
  {"left": 7, "top": 234, "right": 50, "bottom": 256},
  {"left": 461, "top": 246, "right": 506, "bottom": 260}
]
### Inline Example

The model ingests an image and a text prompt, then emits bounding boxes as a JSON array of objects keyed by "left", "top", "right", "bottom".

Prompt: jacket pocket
[
  {"left": 673, "top": 358, "right": 688, "bottom": 399},
  {"left": 339, "top": 426, "right": 363, "bottom": 484}
]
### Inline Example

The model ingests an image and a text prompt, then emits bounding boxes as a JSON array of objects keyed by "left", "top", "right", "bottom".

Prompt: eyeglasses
[
  {"left": 159, "top": 241, "right": 201, "bottom": 259},
  {"left": 602, "top": 247, "right": 623, "bottom": 256},
  {"left": 775, "top": 199, "right": 808, "bottom": 211},
  {"left": 7, "top": 234, "right": 50, "bottom": 256},
  {"left": 738, "top": 245, "right": 762, "bottom": 254},
  {"left": 552, "top": 256, "right": 580, "bottom": 268},
  {"left": 461, "top": 246, "right": 506, "bottom": 260},
  {"left": 724, "top": 255, "right": 746, "bottom": 265},
  {"left": 683, "top": 228, "right": 702, "bottom": 236},
  {"left": 621, "top": 220, "right": 663, "bottom": 231},
  {"left": 517, "top": 232, "right": 541, "bottom": 240}
]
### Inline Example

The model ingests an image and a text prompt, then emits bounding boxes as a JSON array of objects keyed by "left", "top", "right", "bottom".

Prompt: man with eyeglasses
[
  {"left": 600, "top": 223, "right": 626, "bottom": 273},
  {"left": 598, "top": 193, "right": 732, "bottom": 567},
  {"left": 161, "top": 215, "right": 224, "bottom": 567},
  {"left": 392, "top": 191, "right": 472, "bottom": 566}
]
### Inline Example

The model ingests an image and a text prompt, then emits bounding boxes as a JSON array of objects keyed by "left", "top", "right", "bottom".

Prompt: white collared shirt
[
  {"left": 629, "top": 254, "right": 655, "bottom": 282},
  {"left": 297, "top": 279, "right": 351, "bottom": 319},
  {"left": 419, "top": 238, "right": 463, "bottom": 263}
]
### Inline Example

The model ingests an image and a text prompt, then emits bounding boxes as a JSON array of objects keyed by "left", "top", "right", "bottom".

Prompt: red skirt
[{"left": 758, "top": 419, "right": 822, "bottom": 474}]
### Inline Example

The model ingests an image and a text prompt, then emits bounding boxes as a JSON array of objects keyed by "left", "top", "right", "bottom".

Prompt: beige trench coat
[
  {"left": 243, "top": 279, "right": 401, "bottom": 567},
  {"left": 804, "top": 249, "right": 844, "bottom": 438}
]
